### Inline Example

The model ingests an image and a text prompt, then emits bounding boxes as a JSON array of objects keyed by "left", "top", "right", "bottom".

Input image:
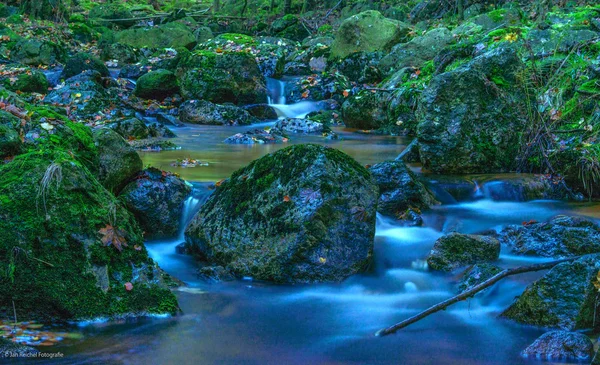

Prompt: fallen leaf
[
  {"left": 124, "top": 282, "right": 133, "bottom": 291},
  {"left": 98, "top": 224, "right": 128, "bottom": 251}
]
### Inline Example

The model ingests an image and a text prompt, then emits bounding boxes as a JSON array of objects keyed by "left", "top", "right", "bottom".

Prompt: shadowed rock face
[
  {"left": 185, "top": 144, "right": 379, "bottom": 283},
  {"left": 521, "top": 331, "right": 593, "bottom": 361}
]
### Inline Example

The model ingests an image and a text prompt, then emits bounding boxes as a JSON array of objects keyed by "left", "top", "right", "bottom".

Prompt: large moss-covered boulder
[
  {"left": 369, "top": 160, "right": 437, "bottom": 217},
  {"left": 179, "top": 51, "right": 267, "bottom": 105},
  {"left": 179, "top": 100, "right": 257, "bottom": 125},
  {"left": 185, "top": 144, "right": 379, "bottom": 283},
  {"left": 499, "top": 215, "right": 600, "bottom": 258},
  {"left": 11, "top": 38, "right": 65, "bottom": 65},
  {"left": 272, "top": 15, "right": 309, "bottom": 41},
  {"left": 0, "top": 151, "right": 178, "bottom": 321},
  {"left": 115, "top": 22, "right": 196, "bottom": 49},
  {"left": 89, "top": 3, "right": 135, "bottom": 28},
  {"left": 110, "top": 118, "right": 150, "bottom": 140},
  {"left": 62, "top": 53, "right": 109, "bottom": 79},
  {"left": 100, "top": 42, "right": 140, "bottom": 64},
  {"left": 44, "top": 71, "right": 111, "bottom": 119},
  {"left": 331, "top": 10, "right": 412, "bottom": 59},
  {"left": 427, "top": 233, "right": 501, "bottom": 271},
  {"left": 120, "top": 168, "right": 191, "bottom": 239},
  {"left": 94, "top": 128, "right": 143, "bottom": 194},
  {"left": 417, "top": 46, "right": 527, "bottom": 173},
  {"left": 502, "top": 255, "right": 600, "bottom": 330},
  {"left": 134, "top": 70, "right": 179, "bottom": 100}
]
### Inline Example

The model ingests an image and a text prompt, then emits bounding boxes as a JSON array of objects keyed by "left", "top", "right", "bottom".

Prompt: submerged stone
[{"left": 522, "top": 331, "right": 593, "bottom": 361}]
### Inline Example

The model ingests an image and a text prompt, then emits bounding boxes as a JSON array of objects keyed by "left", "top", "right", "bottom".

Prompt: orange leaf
[
  {"left": 124, "top": 282, "right": 133, "bottom": 291},
  {"left": 98, "top": 224, "right": 128, "bottom": 251},
  {"left": 342, "top": 90, "right": 349, "bottom": 98},
  {"left": 283, "top": 195, "right": 291, "bottom": 202}
]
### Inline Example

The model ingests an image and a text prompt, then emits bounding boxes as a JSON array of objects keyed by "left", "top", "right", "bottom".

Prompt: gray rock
[
  {"left": 427, "top": 233, "right": 501, "bottom": 271},
  {"left": 522, "top": 331, "right": 593, "bottom": 361}
]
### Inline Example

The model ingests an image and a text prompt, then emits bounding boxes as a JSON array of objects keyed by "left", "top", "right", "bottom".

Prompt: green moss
[{"left": 487, "top": 9, "right": 507, "bottom": 23}]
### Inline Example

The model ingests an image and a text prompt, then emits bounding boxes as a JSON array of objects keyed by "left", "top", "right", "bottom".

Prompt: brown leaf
[
  {"left": 98, "top": 224, "right": 128, "bottom": 251},
  {"left": 124, "top": 282, "right": 133, "bottom": 291}
]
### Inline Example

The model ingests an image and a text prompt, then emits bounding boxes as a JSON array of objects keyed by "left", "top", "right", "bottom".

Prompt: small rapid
[{"left": 266, "top": 76, "right": 323, "bottom": 118}]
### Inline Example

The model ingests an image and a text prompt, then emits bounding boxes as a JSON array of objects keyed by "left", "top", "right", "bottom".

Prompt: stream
[{"left": 26, "top": 77, "right": 600, "bottom": 365}]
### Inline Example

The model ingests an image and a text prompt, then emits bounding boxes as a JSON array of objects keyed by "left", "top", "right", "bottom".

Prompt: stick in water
[{"left": 375, "top": 256, "right": 583, "bottom": 337}]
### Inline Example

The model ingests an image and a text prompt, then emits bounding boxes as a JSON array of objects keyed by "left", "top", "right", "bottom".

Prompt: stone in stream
[
  {"left": 341, "top": 90, "right": 388, "bottom": 130},
  {"left": 416, "top": 46, "right": 528, "bottom": 174},
  {"left": 185, "top": 144, "right": 379, "bottom": 283},
  {"left": 499, "top": 215, "right": 600, "bottom": 258},
  {"left": 109, "top": 118, "right": 150, "bottom": 140},
  {"left": 120, "top": 168, "right": 191, "bottom": 239},
  {"left": 369, "top": 160, "right": 437, "bottom": 218},
  {"left": 272, "top": 118, "right": 325, "bottom": 134},
  {"left": 426, "top": 233, "right": 501, "bottom": 271},
  {"left": 134, "top": 70, "right": 180, "bottom": 100},
  {"left": 521, "top": 331, "right": 593, "bottom": 361},
  {"left": 457, "top": 263, "right": 502, "bottom": 294},
  {"left": 223, "top": 128, "right": 286, "bottom": 144},
  {"left": 179, "top": 100, "right": 257, "bottom": 126},
  {"left": 395, "top": 139, "right": 420, "bottom": 163},
  {"left": 157, "top": 113, "right": 184, "bottom": 127},
  {"left": 0, "top": 150, "right": 179, "bottom": 321},
  {"left": 331, "top": 10, "right": 412, "bottom": 59},
  {"left": 502, "top": 254, "right": 600, "bottom": 330},
  {"left": 61, "top": 52, "right": 109, "bottom": 79},
  {"left": 44, "top": 71, "right": 111, "bottom": 119}
]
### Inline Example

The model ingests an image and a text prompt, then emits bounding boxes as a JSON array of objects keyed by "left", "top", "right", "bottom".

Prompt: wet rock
[
  {"left": 197, "top": 266, "right": 236, "bottom": 283},
  {"left": 185, "top": 144, "right": 378, "bottom": 283},
  {"left": 100, "top": 42, "right": 140, "bottom": 64},
  {"left": 272, "top": 118, "right": 325, "bottom": 134},
  {"left": 499, "top": 215, "right": 600, "bottom": 258},
  {"left": 134, "top": 69, "right": 179, "bottom": 100},
  {"left": 457, "top": 263, "right": 502, "bottom": 293},
  {"left": 369, "top": 160, "right": 437, "bottom": 217},
  {"left": 89, "top": 3, "right": 135, "bottom": 28},
  {"left": 11, "top": 38, "right": 66, "bottom": 66},
  {"left": 0, "top": 122, "right": 22, "bottom": 159},
  {"left": 157, "top": 113, "right": 184, "bottom": 127},
  {"left": 417, "top": 46, "right": 527, "bottom": 173},
  {"left": 44, "top": 71, "right": 111, "bottom": 118},
  {"left": 335, "top": 51, "right": 384, "bottom": 84},
  {"left": 331, "top": 10, "right": 412, "bottom": 59},
  {"left": 0, "top": 151, "right": 178, "bottom": 321},
  {"left": 272, "top": 15, "right": 309, "bottom": 41},
  {"left": 0, "top": 337, "right": 39, "bottom": 357},
  {"left": 2, "top": 70, "right": 49, "bottom": 93},
  {"left": 427, "top": 233, "right": 501, "bottom": 271},
  {"left": 120, "top": 168, "right": 191, "bottom": 238},
  {"left": 179, "top": 51, "right": 267, "bottom": 105},
  {"left": 94, "top": 128, "right": 143, "bottom": 194},
  {"left": 224, "top": 129, "right": 285, "bottom": 144},
  {"left": 115, "top": 22, "right": 196, "bottom": 49},
  {"left": 341, "top": 90, "right": 388, "bottom": 129},
  {"left": 380, "top": 28, "right": 454, "bottom": 75},
  {"left": 245, "top": 104, "right": 278, "bottom": 120},
  {"left": 119, "top": 64, "right": 151, "bottom": 79},
  {"left": 179, "top": 100, "right": 256, "bottom": 126},
  {"left": 502, "top": 254, "right": 600, "bottom": 330},
  {"left": 396, "top": 139, "right": 420, "bottom": 163},
  {"left": 110, "top": 118, "right": 150, "bottom": 140},
  {"left": 62, "top": 52, "right": 109, "bottom": 79},
  {"left": 128, "top": 138, "right": 179, "bottom": 152},
  {"left": 522, "top": 331, "right": 593, "bottom": 361}
]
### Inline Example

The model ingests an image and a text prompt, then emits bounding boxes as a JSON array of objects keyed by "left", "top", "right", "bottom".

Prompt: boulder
[
  {"left": 93, "top": 128, "right": 143, "bottom": 194},
  {"left": 272, "top": 118, "right": 325, "bottom": 134},
  {"left": 396, "top": 139, "right": 420, "bottom": 163},
  {"left": 134, "top": 70, "right": 179, "bottom": 100},
  {"left": 11, "top": 38, "right": 66, "bottom": 66},
  {"left": 0, "top": 151, "right": 178, "bottom": 321},
  {"left": 224, "top": 129, "right": 286, "bottom": 144},
  {"left": 110, "top": 118, "right": 150, "bottom": 140},
  {"left": 457, "top": 263, "right": 502, "bottom": 293},
  {"left": 380, "top": 28, "right": 454, "bottom": 75},
  {"left": 272, "top": 15, "right": 309, "bottom": 41},
  {"left": 502, "top": 255, "right": 600, "bottom": 330},
  {"left": 369, "top": 160, "right": 437, "bottom": 217},
  {"left": 100, "top": 42, "right": 140, "bottom": 64},
  {"left": 44, "top": 71, "right": 110, "bottom": 119},
  {"left": 61, "top": 52, "right": 110, "bottom": 79},
  {"left": 342, "top": 91, "right": 388, "bottom": 130},
  {"left": 331, "top": 10, "right": 412, "bottom": 59},
  {"left": 185, "top": 144, "right": 379, "bottom": 283},
  {"left": 115, "top": 22, "right": 196, "bottom": 49},
  {"left": 427, "top": 233, "right": 501, "bottom": 271},
  {"left": 0, "top": 123, "right": 22, "bottom": 158},
  {"left": 120, "top": 168, "right": 191, "bottom": 238},
  {"left": 89, "top": 3, "right": 135, "bottom": 28},
  {"left": 335, "top": 51, "right": 384, "bottom": 84},
  {"left": 179, "top": 100, "right": 256, "bottom": 126},
  {"left": 179, "top": 51, "right": 267, "bottom": 105},
  {"left": 2, "top": 70, "right": 49, "bottom": 93},
  {"left": 522, "top": 331, "right": 593, "bottom": 361},
  {"left": 417, "top": 46, "right": 527, "bottom": 173},
  {"left": 499, "top": 215, "right": 600, "bottom": 258}
]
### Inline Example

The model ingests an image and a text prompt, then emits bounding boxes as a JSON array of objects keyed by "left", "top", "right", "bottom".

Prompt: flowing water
[{"left": 24, "top": 78, "right": 600, "bottom": 365}]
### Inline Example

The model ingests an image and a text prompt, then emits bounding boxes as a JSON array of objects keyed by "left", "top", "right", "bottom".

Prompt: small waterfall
[
  {"left": 473, "top": 181, "right": 484, "bottom": 199},
  {"left": 265, "top": 77, "right": 323, "bottom": 118},
  {"left": 178, "top": 184, "right": 211, "bottom": 239},
  {"left": 266, "top": 77, "right": 286, "bottom": 105}
]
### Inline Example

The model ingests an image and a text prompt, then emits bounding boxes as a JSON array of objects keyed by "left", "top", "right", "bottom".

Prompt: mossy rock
[
  {"left": 11, "top": 38, "right": 66, "bottom": 66},
  {"left": 134, "top": 70, "right": 179, "bottom": 100},
  {"left": 185, "top": 144, "right": 378, "bottom": 283},
  {"left": 120, "top": 168, "right": 191, "bottom": 239},
  {"left": 115, "top": 22, "right": 196, "bottom": 50},
  {"left": 179, "top": 100, "right": 257, "bottom": 126},
  {"left": 341, "top": 91, "right": 388, "bottom": 130},
  {"left": 0, "top": 123, "right": 21, "bottom": 158},
  {"left": 0, "top": 151, "right": 178, "bottom": 321},
  {"left": 93, "top": 128, "right": 143, "bottom": 194},
  {"left": 427, "top": 233, "right": 501, "bottom": 272},
  {"left": 110, "top": 118, "right": 150, "bottom": 140},
  {"left": 100, "top": 42, "right": 140, "bottom": 64},
  {"left": 331, "top": 10, "right": 412, "bottom": 59},
  {"left": 89, "top": 4, "right": 135, "bottom": 28},
  {"left": 62, "top": 53, "right": 109, "bottom": 79},
  {"left": 3, "top": 70, "right": 49, "bottom": 93},
  {"left": 43, "top": 71, "right": 110, "bottom": 119},
  {"left": 502, "top": 255, "right": 600, "bottom": 331}
]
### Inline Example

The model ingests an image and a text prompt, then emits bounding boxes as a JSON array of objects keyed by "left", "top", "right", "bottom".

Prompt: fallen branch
[
  {"left": 325, "top": 0, "right": 344, "bottom": 18},
  {"left": 375, "top": 256, "right": 582, "bottom": 337}
]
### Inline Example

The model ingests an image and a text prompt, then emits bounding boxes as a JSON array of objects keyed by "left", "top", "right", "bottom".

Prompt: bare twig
[
  {"left": 375, "top": 256, "right": 582, "bottom": 337},
  {"left": 325, "top": 0, "right": 343, "bottom": 18}
]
